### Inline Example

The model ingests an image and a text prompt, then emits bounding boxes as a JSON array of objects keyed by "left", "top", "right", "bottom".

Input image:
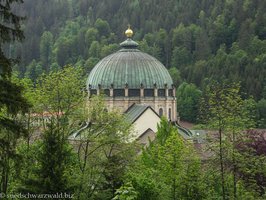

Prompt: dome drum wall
[
  {"left": 104, "top": 97, "right": 177, "bottom": 122},
  {"left": 88, "top": 84, "right": 175, "bottom": 97},
  {"left": 88, "top": 84, "right": 177, "bottom": 121}
]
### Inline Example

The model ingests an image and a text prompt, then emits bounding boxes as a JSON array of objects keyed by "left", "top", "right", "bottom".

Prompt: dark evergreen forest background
[{"left": 7, "top": 0, "right": 266, "bottom": 123}]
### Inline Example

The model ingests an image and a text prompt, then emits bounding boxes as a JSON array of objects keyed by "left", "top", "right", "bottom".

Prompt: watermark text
[{"left": 0, "top": 192, "right": 74, "bottom": 199}]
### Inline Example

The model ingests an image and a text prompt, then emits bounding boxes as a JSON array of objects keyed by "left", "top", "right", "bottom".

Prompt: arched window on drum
[
  {"left": 159, "top": 108, "right": 163, "bottom": 117},
  {"left": 168, "top": 108, "right": 172, "bottom": 121}
]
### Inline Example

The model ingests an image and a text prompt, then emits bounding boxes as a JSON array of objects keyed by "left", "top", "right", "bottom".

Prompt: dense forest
[{"left": 7, "top": 0, "right": 266, "bottom": 125}]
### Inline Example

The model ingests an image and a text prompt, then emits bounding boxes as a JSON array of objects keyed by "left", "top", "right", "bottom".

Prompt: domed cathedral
[{"left": 87, "top": 26, "right": 177, "bottom": 122}]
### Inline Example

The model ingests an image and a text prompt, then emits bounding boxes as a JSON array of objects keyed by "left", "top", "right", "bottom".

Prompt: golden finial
[{"left": 125, "top": 25, "right": 133, "bottom": 38}]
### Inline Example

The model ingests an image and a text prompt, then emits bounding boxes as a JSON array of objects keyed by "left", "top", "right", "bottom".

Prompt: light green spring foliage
[
  {"left": 199, "top": 81, "right": 262, "bottom": 199},
  {"left": 9, "top": 66, "right": 86, "bottom": 195},
  {"left": 10, "top": 69, "right": 137, "bottom": 199},
  {"left": 200, "top": 81, "right": 255, "bottom": 131},
  {"left": 86, "top": 95, "right": 133, "bottom": 143},
  {"left": 36, "top": 66, "right": 84, "bottom": 114},
  {"left": 113, "top": 182, "right": 138, "bottom": 200},
  {"left": 35, "top": 66, "right": 86, "bottom": 134},
  {"left": 124, "top": 117, "right": 204, "bottom": 200},
  {"left": 74, "top": 95, "right": 137, "bottom": 199}
]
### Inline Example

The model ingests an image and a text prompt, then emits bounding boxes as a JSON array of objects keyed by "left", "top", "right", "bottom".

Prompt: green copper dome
[{"left": 87, "top": 38, "right": 173, "bottom": 90}]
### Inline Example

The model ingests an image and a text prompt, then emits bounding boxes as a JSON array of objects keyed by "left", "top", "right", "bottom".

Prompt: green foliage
[
  {"left": 0, "top": 0, "right": 30, "bottom": 194},
  {"left": 171, "top": 46, "right": 191, "bottom": 69},
  {"left": 199, "top": 81, "right": 259, "bottom": 199},
  {"left": 168, "top": 67, "right": 182, "bottom": 87},
  {"left": 36, "top": 66, "right": 84, "bottom": 119},
  {"left": 257, "top": 98, "right": 266, "bottom": 128},
  {"left": 88, "top": 41, "right": 101, "bottom": 58},
  {"left": 17, "top": 126, "right": 75, "bottom": 194},
  {"left": 24, "top": 60, "right": 43, "bottom": 81},
  {"left": 86, "top": 28, "right": 99, "bottom": 47},
  {"left": 100, "top": 43, "right": 119, "bottom": 58},
  {"left": 176, "top": 82, "right": 202, "bottom": 123},
  {"left": 40, "top": 31, "right": 53, "bottom": 72},
  {"left": 200, "top": 81, "right": 255, "bottom": 130},
  {"left": 10, "top": 66, "right": 85, "bottom": 195},
  {"left": 74, "top": 96, "right": 136, "bottom": 199},
  {"left": 125, "top": 117, "right": 204, "bottom": 200},
  {"left": 94, "top": 18, "right": 110, "bottom": 37},
  {"left": 84, "top": 57, "right": 100, "bottom": 73},
  {"left": 113, "top": 182, "right": 138, "bottom": 200}
]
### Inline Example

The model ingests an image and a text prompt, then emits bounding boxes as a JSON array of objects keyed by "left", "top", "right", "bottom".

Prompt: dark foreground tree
[
  {"left": 0, "top": 0, "right": 29, "bottom": 195},
  {"left": 17, "top": 123, "right": 75, "bottom": 195}
]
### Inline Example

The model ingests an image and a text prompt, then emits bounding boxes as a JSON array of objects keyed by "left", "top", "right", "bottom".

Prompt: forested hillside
[
  {"left": 10, "top": 0, "right": 266, "bottom": 100},
  {"left": 10, "top": 0, "right": 266, "bottom": 99}
]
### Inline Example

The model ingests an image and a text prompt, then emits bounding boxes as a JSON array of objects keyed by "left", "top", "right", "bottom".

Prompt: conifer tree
[{"left": 0, "top": 0, "right": 29, "bottom": 194}]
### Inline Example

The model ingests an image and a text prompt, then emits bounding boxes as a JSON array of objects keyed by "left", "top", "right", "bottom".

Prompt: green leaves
[
  {"left": 176, "top": 82, "right": 202, "bottom": 123},
  {"left": 125, "top": 118, "right": 204, "bottom": 200},
  {"left": 36, "top": 66, "right": 84, "bottom": 115},
  {"left": 200, "top": 81, "right": 255, "bottom": 131},
  {"left": 199, "top": 80, "right": 261, "bottom": 199},
  {"left": 113, "top": 182, "right": 138, "bottom": 200}
]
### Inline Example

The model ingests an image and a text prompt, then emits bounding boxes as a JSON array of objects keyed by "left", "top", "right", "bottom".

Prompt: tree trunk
[
  {"left": 219, "top": 127, "right": 226, "bottom": 200},
  {"left": 232, "top": 129, "right": 237, "bottom": 199}
]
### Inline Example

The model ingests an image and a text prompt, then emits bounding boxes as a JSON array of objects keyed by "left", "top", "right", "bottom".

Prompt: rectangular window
[
  {"left": 168, "top": 89, "right": 173, "bottom": 97},
  {"left": 144, "top": 89, "right": 154, "bottom": 97},
  {"left": 128, "top": 89, "right": 140, "bottom": 97},
  {"left": 104, "top": 89, "right": 110, "bottom": 96},
  {"left": 90, "top": 89, "right": 97, "bottom": 96},
  {"left": 158, "top": 89, "right": 165, "bottom": 97},
  {"left": 113, "top": 89, "right": 125, "bottom": 97}
]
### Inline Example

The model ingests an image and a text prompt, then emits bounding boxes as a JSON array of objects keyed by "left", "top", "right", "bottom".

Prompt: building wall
[
  {"left": 88, "top": 86, "right": 178, "bottom": 122},
  {"left": 137, "top": 129, "right": 156, "bottom": 147},
  {"left": 130, "top": 108, "right": 161, "bottom": 139},
  {"left": 104, "top": 97, "right": 177, "bottom": 121}
]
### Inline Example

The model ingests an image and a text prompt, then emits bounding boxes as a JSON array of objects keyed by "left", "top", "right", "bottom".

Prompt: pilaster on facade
[
  {"left": 173, "top": 99, "right": 177, "bottom": 121},
  {"left": 165, "top": 84, "right": 169, "bottom": 97},
  {"left": 172, "top": 85, "right": 176, "bottom": 97},
  {"left": 110, "top": 85, "right": 114, "bottom": 97},
  {"left": 154, "top": 83, "right": 158, "bottom": 97},
  {"left": 97, "top": 84, "right": 101, "bottom": 95},
  {"left": 125, "top": 83, "right": 129, "bottom": 97},
  {"left": 140, "top": 84, "right": 144, "bottom": 97},
  {"left": 88, "top": 84, "right": 91, "bottom": 97}
]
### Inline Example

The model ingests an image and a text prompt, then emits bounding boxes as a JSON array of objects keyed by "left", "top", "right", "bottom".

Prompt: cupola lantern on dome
[{"left": 120, "top": 25, "right": 138, "bottom": 49}]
